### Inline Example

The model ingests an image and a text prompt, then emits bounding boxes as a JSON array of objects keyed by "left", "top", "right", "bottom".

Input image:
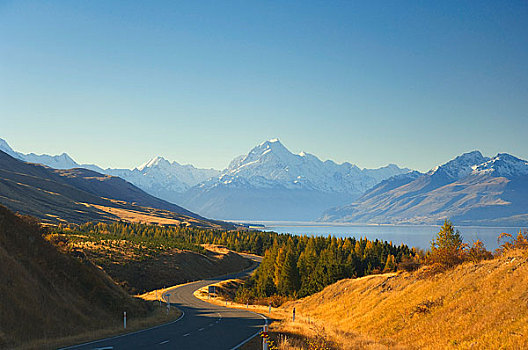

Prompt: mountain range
[
  {"left": 2, "top": 137, "right": 527, "bottom": 225},
  {"left": 321, "top": 151, "right": 528, "bottom": 226},
  {"left": 0, "top": 138, "right": 410, "bottom": 221},
  {"left": 0, "top": 138, "right": 218, "bottom": 198}
]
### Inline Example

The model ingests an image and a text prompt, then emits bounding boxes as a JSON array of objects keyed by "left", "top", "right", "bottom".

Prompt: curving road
[{"left": 62, "top": 255, "right": 265, "bottom": 350}]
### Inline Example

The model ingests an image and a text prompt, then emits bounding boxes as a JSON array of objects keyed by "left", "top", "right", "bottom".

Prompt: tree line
[
  {"left": 53, "top": 221, "right": 415, "bottom": 301},
  {"left": 237, "top": 235, "right": 414, "bottom": 301}
]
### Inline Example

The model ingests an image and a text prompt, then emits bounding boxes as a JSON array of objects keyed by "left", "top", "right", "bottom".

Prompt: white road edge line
[
  {"left": 58, "top": 310, "right": 185, "bottom": 349},
  {"left": 229, "top": 311, "right": 268, "bottom": 350}
]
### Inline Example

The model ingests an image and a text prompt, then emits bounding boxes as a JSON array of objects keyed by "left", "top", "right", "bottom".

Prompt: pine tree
[
  {"left": 383, "top": 254, "right": 396, "bottom": 272},
  {"left": 277, "top": 248, "right": 300, "bottom": 296},
  {"left": 429, "top": 220, "right": 465, "bottom": 267}
]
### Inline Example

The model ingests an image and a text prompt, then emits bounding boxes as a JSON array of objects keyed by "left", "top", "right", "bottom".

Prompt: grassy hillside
[
  {"left": 0, "top": 205, "right": 152, "bottom": 349},
  {"left": 281, "top": 248, "right": 528, "bottom": 349},
  {"left": 62, "top": 235, "right": 253, "bottom": 294}
]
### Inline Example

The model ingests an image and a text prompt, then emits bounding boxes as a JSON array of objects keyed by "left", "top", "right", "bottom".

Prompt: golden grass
[
  {"left": 285, "top": 249, "right": 528, "bottom": 349},
  {"left": 201, "top": 250, "right": 528, "bottom": 349},
  {"left": 195, "top": 281, "right": 340, "bottom": 350},
  {"left": 87, "top": 204, "right": 186, "bottom": 226}
]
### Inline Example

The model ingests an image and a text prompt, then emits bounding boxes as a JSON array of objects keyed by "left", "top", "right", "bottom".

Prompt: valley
[{"left": 2, "top": 2, "right": 526, "bottom": 349}]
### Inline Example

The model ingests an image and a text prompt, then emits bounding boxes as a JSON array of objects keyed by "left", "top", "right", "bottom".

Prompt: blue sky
[{"left": 1, "top": 1, "right": 527, "bottom": 171}]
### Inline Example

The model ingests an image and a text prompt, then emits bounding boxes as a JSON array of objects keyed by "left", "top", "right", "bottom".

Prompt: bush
[
  {"left": 397, "top": 255, "right": 422, "bottom": 272},
  {"left": 466, "top": 239, "right": 493, "bottom": 262},
  {"left": 497, "top": 230, "right": 528, "bottom": 254}
]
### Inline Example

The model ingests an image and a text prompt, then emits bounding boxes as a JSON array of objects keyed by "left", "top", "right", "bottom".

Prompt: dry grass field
[
  {"left": 198, "top": 248, "right": 528, "bottom": 349},
  {"left": 282, "top": 248, "right": 528, "bottom": 349},
  {"left": 0, "top": 203, "right": 249, "bottom": 349}
]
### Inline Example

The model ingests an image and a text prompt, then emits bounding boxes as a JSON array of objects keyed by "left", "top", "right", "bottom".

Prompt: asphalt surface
[{"left": 62, "top": 256, "right": 265, "bottom": 350}]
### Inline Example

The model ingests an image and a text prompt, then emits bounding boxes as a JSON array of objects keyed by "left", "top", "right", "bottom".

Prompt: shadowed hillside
[{"left": 0, "top": 205, "right": 151, "bottom": 348}]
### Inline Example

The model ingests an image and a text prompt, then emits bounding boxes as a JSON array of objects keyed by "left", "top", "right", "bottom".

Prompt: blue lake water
[{"left": 241, "top": 221, "right": 525, "bottom": 251}]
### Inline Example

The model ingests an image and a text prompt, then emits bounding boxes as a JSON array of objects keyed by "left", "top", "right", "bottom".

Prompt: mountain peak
[
  {"left": 137, "top": 156, "right": 170, "bottom": 170},
  {"left": 260, "top": 138, "right": 281, "bottom": 145},
  {"left": 245, "top": 138, "right": 292, "bottom": 161},
  {"left": 257, "top": 138, "right": 287, "bottom": 150},
  {"left": 0, "top": 138, "right": 17, "bottom": 158},
  {"left": 473, "top": 153, "right": 528, "bottom": 177},
  {"left": 428, "top": 150, "right": 488, "bottom": 179}
]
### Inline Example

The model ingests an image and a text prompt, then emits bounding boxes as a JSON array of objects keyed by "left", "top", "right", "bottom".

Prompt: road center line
[
  {"left": 159, "top": 340, "right": 169, "bottom": 345},
  {"left": 182, "top": 333, "right": 190, "bottom": 337},
  {"left": 198, "top": 327, "right": 205, "bottom": 331}
]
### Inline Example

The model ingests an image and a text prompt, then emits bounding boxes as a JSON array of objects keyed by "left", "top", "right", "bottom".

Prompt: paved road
[{"left": 63, "top": 256, "right": 265, "bottom": 350}]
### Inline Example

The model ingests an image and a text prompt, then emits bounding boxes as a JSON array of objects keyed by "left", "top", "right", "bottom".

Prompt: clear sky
[{"left": 1, "top": 1, "right": 527, "bottom": 171}]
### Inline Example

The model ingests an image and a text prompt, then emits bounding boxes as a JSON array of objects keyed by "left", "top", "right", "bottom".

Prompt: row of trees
[
  {"left": 54, "top": 221, "right": 289, "bottom": 255},
  {"left": 54, "top": 221, "right": 415, "bottom": 300},
  {"left": 237, "top": 235, "right": 414, "bottom": 301}
]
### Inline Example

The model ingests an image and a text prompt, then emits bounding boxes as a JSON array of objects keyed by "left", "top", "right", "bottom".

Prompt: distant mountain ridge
[
  {"left": 0, "top": 138, "right": 220, "bottom": 204},
  {"left": 0, "top": 138, "right": 79, "bottom": 169},
  {"left": 321, "top": 151, "right": 528, "bottom": 226}
]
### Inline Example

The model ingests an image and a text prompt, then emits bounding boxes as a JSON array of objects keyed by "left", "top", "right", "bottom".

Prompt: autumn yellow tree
[{"left": 428, "top": 220, "right": 466, "bottom": 267}]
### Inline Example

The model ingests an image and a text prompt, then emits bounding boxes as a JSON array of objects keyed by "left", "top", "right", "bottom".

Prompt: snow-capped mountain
[
  {"left": 179, "top": 139, "right": 411, "bottom": 220},
  {"left": 0, "top": 138, "right": 79, "bottom": 169},
  {"left": 321, "top": 151, "right": 528, "bottom": 226},
  {"left": 219, "top": 139, "right": 403, "bottom": 193},
  {"left": 427, "top": 150, "right": 489, "bottom": 180},
  {"left": 0, "top": 138, "right": 18, "bottom": 158},
  {"left": 104, "top": 157, "right": 220, "bottom": 203},
  {"left": 472, "top": 153, "right": 528, "bottom": 177},
  {"left": 0, "top": 138, "right": 220, "bottom": 202}
]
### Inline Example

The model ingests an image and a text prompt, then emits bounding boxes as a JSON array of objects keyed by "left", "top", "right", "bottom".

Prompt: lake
[{"left": 239, "top": 221, "right": 525, "bottom": 250}]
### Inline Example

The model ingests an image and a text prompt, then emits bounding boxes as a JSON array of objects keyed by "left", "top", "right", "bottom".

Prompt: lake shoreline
[{"left": 230, "top": 220, "right": 524, "bottom": 250}]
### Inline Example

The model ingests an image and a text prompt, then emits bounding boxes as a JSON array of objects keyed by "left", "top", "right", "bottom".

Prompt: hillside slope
[
  {"left": 286, "top": 251, "right": 528, "bottom": 349},
  {"left": 0, "top": 151, "right": 231, "bottom": 228},
  {"left": 0, "top": 205, "right": 150, "bottom": 348},
  {"left": 66, "top": 236, "right": 253, "bottom": 294}
]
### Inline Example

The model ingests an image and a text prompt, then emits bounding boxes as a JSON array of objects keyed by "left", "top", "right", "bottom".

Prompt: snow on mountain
[
  {"left": 472, "top": 153, "right": 528, "bottom": 177},
  {"left": 321, "top": 151, "right": 528, "bottom": 226},
  {"left": 0, "top": 138, "right": 80, "bottom": 169},
  {"left": 22, "top": 152, "right": 79, "bottom": 169},
  {"left": 0, "top": 138, "right": 18, "bottom": 158},
  {"left": 0, "top": 138, "right": 220, "bottom": 204},
  {"left": 107, "top": 156, "right": 220, "bottom": 203},
  {"left": 427, "top": 150, "right": 489, "bottom": 180},
  {"left": 221, "top": 139, "right": 408, "bottom": 194},
  {"left": 180, "top": 139, "right": 411, "bottom": 220}
]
